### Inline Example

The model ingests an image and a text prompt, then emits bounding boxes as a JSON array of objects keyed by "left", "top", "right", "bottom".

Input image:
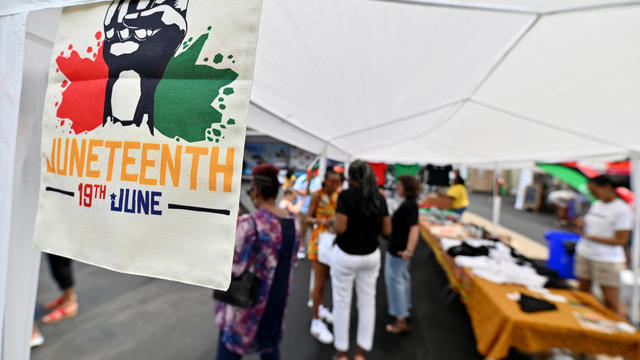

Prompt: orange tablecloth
[{"left": 420, "top": 217, "right": 640, "bottom": 360}]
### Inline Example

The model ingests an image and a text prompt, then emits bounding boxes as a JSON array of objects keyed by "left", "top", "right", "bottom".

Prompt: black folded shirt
[
  {"left": 446, "top": 243, "right": 491, "bottom": 257},
  {"left": 518, "top": 294, "right": 557, "bottom": 313}
]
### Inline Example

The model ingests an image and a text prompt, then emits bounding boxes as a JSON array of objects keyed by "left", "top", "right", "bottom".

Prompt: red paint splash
[{"left": 56, "top": 32, "right": 108, "bottom": 134}]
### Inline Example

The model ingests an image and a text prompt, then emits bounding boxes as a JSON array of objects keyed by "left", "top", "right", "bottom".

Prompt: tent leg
[
  {"left": 630, "top": 152, "right": 640, "bottom": 326},
  {"left": 514, "top": 168, "right": 533, "bottom": 210},
  {"left": 318, "top": 143, "right": 328, "bottom": 181},
  {"left": 492, "top": 167, "right": 502, "bottom": 237},
  {"left": 343, "top": 159, "right": 351, "bottom": 189}
]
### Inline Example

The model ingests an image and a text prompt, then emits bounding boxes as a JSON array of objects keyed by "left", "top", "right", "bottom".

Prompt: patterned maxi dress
[{"left": 215, "top": 209, "right": 301, "bottom": 355}]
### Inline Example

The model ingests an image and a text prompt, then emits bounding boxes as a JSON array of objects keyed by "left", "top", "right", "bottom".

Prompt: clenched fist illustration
[{"left": 102, "top": 0, "right": 188, "bottom": 134}]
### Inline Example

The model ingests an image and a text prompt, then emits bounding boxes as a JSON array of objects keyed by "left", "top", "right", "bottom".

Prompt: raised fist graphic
[{"left": 102, "top": 0, "right": 188, "bottom": 134}]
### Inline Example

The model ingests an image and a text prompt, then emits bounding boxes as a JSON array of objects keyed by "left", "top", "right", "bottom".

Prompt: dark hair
[
  {"left": 348, "top": 160, "right": 381, "bottom": 216},
  {"left": 284, "top": 189, "right": 294, "bottom": 196},
  {"left": 454, "top": 175, "right": 465, "bottom": 186},
  {"left": 286, "top": 169, "right": 295, "bottom": 179},
  {"left": 326, "top": 169, "right": 340, "bottom": 180},
  {"left": 589, "top": 175, "right": 615, "bottom": 188},
  {"left": 397, "top": 175, "right": 420, "bottom": 199},
  {"left": 322, "top": 169, "right": 340, "bottom": 189},
  {"left": 252, "top": 163, "right": 280, "bottom": 199}
]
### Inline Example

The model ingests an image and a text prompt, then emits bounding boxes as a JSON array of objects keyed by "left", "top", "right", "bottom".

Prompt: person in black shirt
[
  {"left": 332, "top": 160, "right": 391, "bottom": 360},
  {"left": 384, "top": 175, "right": 420, "bottom": 334}
]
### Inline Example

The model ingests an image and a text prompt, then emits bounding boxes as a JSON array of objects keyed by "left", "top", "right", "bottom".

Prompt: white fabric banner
[{"left": 34, "top": 0, "right": 263, "bottom": 289}]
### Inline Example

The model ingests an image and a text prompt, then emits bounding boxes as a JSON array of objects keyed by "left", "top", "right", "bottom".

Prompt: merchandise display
[{"left": 419, "top": 216, "right": 640, "bottom": 359}]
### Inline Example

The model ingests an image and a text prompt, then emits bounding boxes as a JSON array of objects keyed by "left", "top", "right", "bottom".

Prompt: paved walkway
[{"left": 32, "top": 193, "right": 557, "bottom": 360}]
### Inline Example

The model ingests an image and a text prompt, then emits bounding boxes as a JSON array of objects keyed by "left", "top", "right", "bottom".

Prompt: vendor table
[{"left": 420, "top": 217, "right": 640, "bottom": 360}]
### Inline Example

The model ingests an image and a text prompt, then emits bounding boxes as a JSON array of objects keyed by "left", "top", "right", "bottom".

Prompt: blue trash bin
[{"left": 545, "top": 230, "right": 581, "bottom": 279}]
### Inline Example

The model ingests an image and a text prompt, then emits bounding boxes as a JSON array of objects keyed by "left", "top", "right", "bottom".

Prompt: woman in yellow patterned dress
[{"left": 306, "top": 170, "right": 341, "bottom": 344}]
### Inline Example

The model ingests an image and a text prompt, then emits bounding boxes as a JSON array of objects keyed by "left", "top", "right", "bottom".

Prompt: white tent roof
[
  {"left": 2, "top": 0, "right": 640, "bottom": 167},
  {"left": 247, "top": 0, "right": 640, "bottom": 165}
]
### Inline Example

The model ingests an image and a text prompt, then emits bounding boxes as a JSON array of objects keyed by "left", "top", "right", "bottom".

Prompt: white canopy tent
[
  {"left": 2, "top": 0, "right": 640, "bottom": 358},
  {"left": 249, "top": 0, "right": 640, "bottom": 165}
]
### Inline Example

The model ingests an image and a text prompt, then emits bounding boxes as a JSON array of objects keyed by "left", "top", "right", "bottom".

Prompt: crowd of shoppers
[
  {"left": 215, "top": 160, "right": 397, "bottom": 360},
  {"left": 31, "top": 159, "right": 634, "bottom": 360}
]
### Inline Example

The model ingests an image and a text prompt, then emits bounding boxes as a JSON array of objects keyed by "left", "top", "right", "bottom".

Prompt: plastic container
[{"left": 545, "top": 230, "right": 581, "bottom": 279}]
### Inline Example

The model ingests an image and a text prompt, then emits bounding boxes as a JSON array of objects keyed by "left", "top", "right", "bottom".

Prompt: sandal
[
  {"left": 45, "top": 296, "right": 64, "bottom": 310},
  {"left": 385, "top": 321, "right": 411, "bottom": 334},
  {"left": 42, "top": 303, "right": 78, "bottom": 324}
]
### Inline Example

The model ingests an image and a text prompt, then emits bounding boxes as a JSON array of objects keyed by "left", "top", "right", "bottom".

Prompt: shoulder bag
[{"left": 213, "top": 215, "right": 260, "bottom": 308}]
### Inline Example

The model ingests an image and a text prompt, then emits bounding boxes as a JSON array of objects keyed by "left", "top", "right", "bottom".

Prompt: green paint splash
[{"left": 154, "top": 32, "right": 238, "bottom": 142}]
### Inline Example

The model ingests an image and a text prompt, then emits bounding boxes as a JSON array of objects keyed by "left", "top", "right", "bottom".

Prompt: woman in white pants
[{"left": 332, "top": 160, "right": 391, "bottom": 360}]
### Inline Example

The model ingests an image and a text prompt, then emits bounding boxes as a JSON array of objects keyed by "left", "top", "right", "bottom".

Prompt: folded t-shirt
[{"left": 518, "top": 294, "right": 558, "bottom": 313}]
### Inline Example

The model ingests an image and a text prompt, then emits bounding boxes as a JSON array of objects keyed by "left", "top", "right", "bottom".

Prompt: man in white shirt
[{"left": 573, "top": 175, "right": 633, "bottom": 317}]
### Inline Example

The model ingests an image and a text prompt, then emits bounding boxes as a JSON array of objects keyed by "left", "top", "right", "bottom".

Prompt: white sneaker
[
  {"left": 310, "top": 318, "right": 334, "bottom": 344},
  {"left": 30, "top": 334, "right": 44, "bottom": 348},
  {"left": 318, "top": 305, "right": 334, "bottom": 324},
  {"left": 307, "top": 298, "right": 313, "bottom": 308}
]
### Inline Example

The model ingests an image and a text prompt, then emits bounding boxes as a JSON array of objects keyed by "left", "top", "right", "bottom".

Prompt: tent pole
[
  {"left": 318, "top": 143, "right": 328, "bottom": 181},
  {"left": 344, "top": 159, "right": 351, "bottom": 189},
  {"left": 492, "top": 166, "right": 502, "bottom": 237},
  {"left": 630, "top": 151, "right": 640, "bottom": 326}
]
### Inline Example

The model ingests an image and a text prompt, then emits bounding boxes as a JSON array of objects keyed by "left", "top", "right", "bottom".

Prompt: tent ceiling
[
  {"left": 388, "top": 0, "right": 640, "bottom": 14},
  {"left": 248, "top": 0, "right": 640, "bottom": 165},
  {"left": 4, "top": 0, "right": 640, "bottom": 166}
]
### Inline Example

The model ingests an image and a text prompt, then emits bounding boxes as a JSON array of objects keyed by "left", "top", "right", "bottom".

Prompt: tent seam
[
  {"left": 329, "top": 99, "right": 461, "bottom": 141},
  {"left": 369, "top": 0, "right": 540, "bottom": 15},
  {"left": 249, "top": 100, "right": 351, "bottom": 157},
  {"left": 543, "top": 1, "right": 640, "bottom": 16},
  {"left": 462, "top": 14, "right": 540, "bottom": 101},
  {"left": 407, "top": 15, "right": 540, "bottom": 141},
  {"left": 470, "top": 99, "right": 631, "bottom": 150}
]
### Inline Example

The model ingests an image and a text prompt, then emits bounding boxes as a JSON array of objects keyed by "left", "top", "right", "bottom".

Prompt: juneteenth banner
[{"left": 33, "top": 0, "right": 263, "bottom": 289}]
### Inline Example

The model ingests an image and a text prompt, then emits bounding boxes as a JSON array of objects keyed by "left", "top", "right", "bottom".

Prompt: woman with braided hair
[{"left": 331, "top": 160, "right": 391, "bottom": 360}]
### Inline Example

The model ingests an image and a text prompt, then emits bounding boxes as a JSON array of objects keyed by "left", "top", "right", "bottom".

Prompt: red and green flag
[{"left": 306, "top": 157, "right": 320, "bottom": 195}]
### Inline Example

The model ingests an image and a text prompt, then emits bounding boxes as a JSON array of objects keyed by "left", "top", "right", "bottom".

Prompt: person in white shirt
[{"left": 572, "top": 175, "right": 633, "bottom": 317}]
